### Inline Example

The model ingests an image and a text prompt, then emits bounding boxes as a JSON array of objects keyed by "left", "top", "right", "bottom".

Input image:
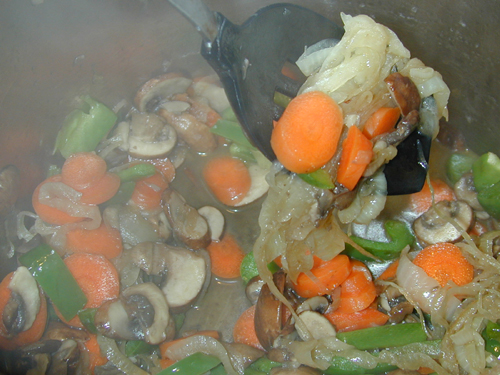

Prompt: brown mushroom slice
[
  {"left": 198, "top": 206, "right": 225, "bottom": 241},
  {"left": 189, "top": 80, "right": 231, "bottom": 114},
  {"left": 5, "top": 266, "right": 41, "bottom": 336},
  {"left": 161, "top": 246, "right": 207, "bottom": 309},
  {"left": 223, "top": 342, "right": 265, "bottom": 371},
  {"left": 384, "top": 72, "right": 421, "bottom": 116},
  {"left": 246, "top": 276, "right": 265, "bottom": 305},
  {"left": 454, "top": 173, "right": 489, "bottom": 219},
  {"left": 134, "top": 74, "right": 193, "bottom": 112},
  {"left": 94, "top": 299, "right": 138, "bottom": 341},
  {"left": 158, "top": 109, "right": 217, "bottom": 153},
  {"left": 129, "top": 242, "right": 171, "bottom": 276},
  {"left": 127, "top": 112, "right": 177, "bottom": 158},
  {"left": 413, "top": 200, "right": 474, "bottom": 245},
  {"left": 296, "top": 310, "right": 336, "bottom": 340},
  {"left": 162, "top": 189, "right": 211, "bottom": 249},
  {"left": 0, "top": 165, "right": 20, "bottom": 217},
  {"left": 295, "top": 296, "right": 329, "bottom": 314},
  {"left": 234, "top": 164, "right": 270, "bottom": 207},
  {"left": 160, "top": 100, "right": 191, "bottom": 114}
]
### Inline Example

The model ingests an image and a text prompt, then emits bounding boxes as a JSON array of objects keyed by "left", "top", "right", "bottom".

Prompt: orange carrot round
[
  {"left": 203, "top": 156, "right": 251, "bottom": 206},
  {"left": 413, "top": 242, "right": 474, "bottom": 287},
  {"left": 409, "top": 179, "right": 456, "bottom": 214},
  {"left": 207, "top": 234, "right": 246, "bottom": 279},
  {"left": 325, "top": 307, "right": 389, "bottom": 333},
  {"left": 32, "top": 175, "right": 86, "bottom": 226},
  {"left": 377, "top": 259, "right": 400, "bottom": 281},
  {"left": 150, "top": 158, "right": 176, "bottom": 183},
  {"left": 79, "top": 172, "right": 120, "bottom": 205},
  {"left": 233, "top": 305, "right": 264, "bottom": 350},
  {"left": 336, "top": 125, "right": 373, "bottom": 191},
  {"left": 292, "top": 255, "right": 352, "bottom": 298},
  {"left": 0, "top": 272, "right": 48, "bottom": 350},
  {"left": 335, "top": 260, "right": 377, "bottom": 314},
  {"left": 66, "top": 222, "right": 123, "bottom": 259},
  {"left": 130, "top": 172, "right": 169, "bottom": 211},
  {"left": 61, "top": 152, "right": 107, "bottom": 190},
  {"left": 362, "top": 107, "right": 401, "bottom": 140},
  {"left": 57, "top": 253, "right": 120, "bottom": 328},
  {"left": 271, "top": 91, "right": 344, "bottom": 174}
]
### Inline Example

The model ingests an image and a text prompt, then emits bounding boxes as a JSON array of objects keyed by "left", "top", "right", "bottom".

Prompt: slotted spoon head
[{"left": 201, "top": 3, "right": 344, "bottom": 161}]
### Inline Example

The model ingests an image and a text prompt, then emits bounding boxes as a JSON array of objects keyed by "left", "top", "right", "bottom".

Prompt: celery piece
[
  {"left": 211, "top": 119, "right": 255, "bottom": 149},
  {"left": 299, "top": 169, "right": 335, "bottom": 189},
  {"left": 158, "top": 352, "right": 221, "bottom": 375},
  {"left": 445, "top": 151, "right": 477, "bottom": 185},
  {"left": 344, "top": 220, "right": 414, "bottom": 261},
  {"left": 117, "top": 163, "right": 157, "bottom": 182},
  {"left": 472, "top": 152, "right": 500, "bottom": 191},
  {"left": 19, "top": 244, "right": 87, "bottom": 321},
  {"left": 55, "top": 96, "right": 117, "bottom": 159},
  {"left": 78, "top": 308, "right": 98, "bottom": 334},
  {"left": 337, "top": 323, "right": 427, "bottom": 350}
]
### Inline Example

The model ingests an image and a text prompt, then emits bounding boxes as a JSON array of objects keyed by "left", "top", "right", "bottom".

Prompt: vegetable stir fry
[{"left": 1, "top": 11, "right": 500, "bottom": 375}]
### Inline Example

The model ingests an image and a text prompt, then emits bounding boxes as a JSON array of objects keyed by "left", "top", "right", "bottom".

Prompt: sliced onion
[{"left": 97, "top": 335, "right": 149, "bottom": 375}]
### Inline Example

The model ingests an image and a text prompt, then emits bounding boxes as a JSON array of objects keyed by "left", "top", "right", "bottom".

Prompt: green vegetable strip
[
  {"left": 345, "top": 220, "right": 414, "bottom": 261},
  {"left": 240, "top": 251, "right": 279, "bottom": 284},
  {"left": 477, "top": 182, "right": 500, "bottom": 219},
  {"left": 19, "top": 244, "right": 87, "bottom": 321},
  {"left": 247, "top": 358, "right": 281, "bottom": 373},
  {"left": 104, "top": 180, "right": 135, "bottom": 207},
  {"left": 78, "top": 308, "right": 98, "bottom": 334},
  {"left": 158, "top": 352, "right": 221, "bottom": 375},
  {"left": 210, "top": 364, "right": 228, "bottom": 375},
  {"left": 230, "top": 143, "right": 257, "bottom": 163},
  {"left": 445, "top": 151, "right": 477, "bottom": 185},
  {"left": 323, "top": 356, "right": 397, "bottom": 375},
  {"left": 221, "top": 107, "right": 238, "bottom": 122},
  {"left": 483, "top": 321, "right": 500, "bottom": 358},
  {"left": 472, "top": 152, "right": 500, "bottom": 191},
  {"left": 336, "top": 323, "right": 427, "bottom": 350},
  {"left": 125, "top": 340, "right": 156, "bottom": 357},
  {"left": 210, "top": 119, "right": 256, "bottom": 149},
  {"left": 273, "top": 91, "right": 292, "bottom": 108},
  {"left": 117, "top": 163, "right": 157, "bottom": 182},
  {"left": 55, "top": 95, "right": 117, "bottom": 159},
  {"left": 298, "top": 169, "right": 335, "bottom": 189}
]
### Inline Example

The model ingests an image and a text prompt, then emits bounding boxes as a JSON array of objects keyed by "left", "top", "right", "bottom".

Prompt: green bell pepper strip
[
  {"left": 55, "top": 96, "right": 117, "bottom": 159},
  {"left": 210, "top": 364, "right": 228, "bottom": 375},
  {"left": 230, "top": 143, "right": 258, "bottom": 164},
  {"left": 472, "top": 152, "right": 500, "bottom": 191},
  {"left": 445, "top": 151, "right": 477, "bottom": 185},
  {"left": 336, "top": 323, "right": 427, "bottom": 351},
  {"left": 78, "top": 308, "right": 98, "bottom": 334},
  {"left": 19, "top": 244, "right": 87, "bottom": 321},
  {"left": 125, "top": 340, "right": 156, "bottom": 357},
  {"left": 482, "top": 321, "right": 500, "bottom": 358},
  {"left": 240, "top": 251, "right": 280, "bottom": 284},
  {"left": 299, "top": 169, "right": 335, "bottom": 189},
  {"left": 211, "top": 119, "right": 256, "bottom": 149},
  {"left": 158, "top": 352, "right": 221, "bottom": 375},
  {"left": 247, "top": 358, "right": 281, "bottom": 373},
  {"left": 117, "top": 163, "right": 157, "bottom": 183},
  {"left": 103, "top": 180, "right": 135, "bottom": 207},
  {"left": 274, "top": 91, "right": 292, "bottom": 108},
  {"left": 343, "top": 220, "right": 414, "bottom": 261},
  {"left": 221, "top": 107, "right": 238, "bottom": 122},
  {"left": 477, "top": 181, "right": 500, "bottom": 219}
]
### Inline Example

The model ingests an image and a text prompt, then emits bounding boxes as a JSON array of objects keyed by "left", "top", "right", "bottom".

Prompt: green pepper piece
[
  {"left": 323, "top": 356, "right": 398, "bottom": 375},
  {"left": 299, "top": 169, "right": 335, "bottom": 189},
  {"left": 247, "top": 357, "right": 281, "bottom": 373},
  {"left": 240, "top": 251, "right": 280, "bottom": 284},
  {"left": 221, "top": 107, "right": 238, "bottom": 122},
  {"left": 477, "top": 181, "right": 500, "bottom": 219},
  {"left": 117, "top": 163, "right": 157, "bottom": 182},
  {"left": 344, "top": 220, "right": 414, "bottom": 261},
  {"left": 19, "top": 244, "right": 87, "bottom": 321},
  {"left": 244, "top": 368, "right": 267, "bottom": 375},
  {"left": 230, "top": 143, "right": 257, "bottom": 163},
  {"left": 446, "top": 151, "right": 477, "bottom": 185},
  {"left": 210, "top": 364, "right": 228, "bottom": 375},
  {"left": 78, "top": 308, "right": 98, "bottom": 334},
  {"left": 173, "top": 313, "right": 186, "bottom": 332},
  {"left": 336, "top": 323, "right": 427, "bottom": 350},
  {"left": 55, "top": 96, "right": 117, "bottom": 159},
  {"left": 482, "top": 321, "right": 500, "bottom": 358},
  {"left": 274, "top": 91, "right": 292, "bottom": 108},
  {"left": 103, "top": 181, "right": 135, "bottom": 207},
  {"left": 472, "top": 152, "right": 500, "bottom": 191},
  {"left": 210, "top": 119, "right": 255, "bottom": 149},
  {"left": 158, "top": 352, "right": 221, "bottom": 375},
  {"left": 125, "top": 340, "right": 156, "bottom": 357}
]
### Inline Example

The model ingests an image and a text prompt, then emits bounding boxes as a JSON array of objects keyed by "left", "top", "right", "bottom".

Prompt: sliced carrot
[
  {"left": 325, "top": 307, "right": 389, "bottom": 333},
  {"left": 207, "top": 234, "right": 246, "bottom": 279},
  {"left": 413, "top": 242, "right": 474, "bottom": 287},
  {"left": 335, "top": 260, "right": 377, "bottom": 314},
  {"left": 61, "top": 152, "right": 107, "bottom": 190},
  {"left": 79, "top": 172, "right": 120, "bottom": 205},
  {"left": 362, "top": 107, "right": 401, "bottom": 140},
  {"left": 159, "top": 358, "right": 177, "bottom": 369},
  {"left": 57, "top": 253, "right": 120, "bottom": 328},
  {"left": 469, "top": 221, "right": 487, "bottom": 237},
  {"left": 0, "top": 272, "right": 48, "bottom": 350},
  {"left": 377, "top": 259, "right": 400, "bottom": 281},
  {"left": 66, "top": 221, "right": 123, "bottom": 259},
  {"left": 159, "top": 330, "right": 220, "bottom": 358},
  {"left": 83, "top": 334, "right": 108, "bottom": 372},
  {"left": 271, "top": 91, "right": 344, "bottom": 174},
  {"left": 149, "top": 158, "right": 176, "bottom": 183},
  {"left": 418, "top": 367, "right": 436, "bottom": 374},
  {"left": 203, "top": 156, "right": 251, "bottom": 206},
  {"left": 336, "top": 125, "right": 373, "bottom": 191},
  {"left": 32, "top": 175, "right": 86, "bottom": 226},
  {"left": 292, "top": 255, "right": 352, "bottom": 298},
  {"left": 233, "top": 305, "right": 264, "bottom": 350},
  {"left": 130, "top": 172, "right": 169, "bottom": 211},
  {"left": 408, "top": 179, "right": 456, "bottom": 214}
]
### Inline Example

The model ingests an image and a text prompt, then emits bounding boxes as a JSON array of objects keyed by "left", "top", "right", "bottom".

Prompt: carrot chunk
[
  {"left": 233, "top": 305, "right": 264, "bottom": 350},
  {"left": 325, "top": 307, "right": 389, "bottom": 333},
  {"left": 61, "top": 152, "right": 107, "bottom": 190},
  {"left": 408, "top": 179, "right": 456, "bottom": 214},
  {"left": 335, "top": 260, "right": 377, "bottom": 314},
  {"left": 207, "top": 234, "right": 246, "bottom": 279},
  {"left": 362, "top": 107, "right": 401, "bottom": 139},
  {"left": 130, "top": 172, "right": 169, "bottom": 211},
  {"left": 66, "top": 222, "right": 123, "bottom": 259}
]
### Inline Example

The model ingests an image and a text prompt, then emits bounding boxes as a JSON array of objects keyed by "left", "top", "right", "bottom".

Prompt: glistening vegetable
[{"left": 158, "top": 352, "right": 221, "bottom": 375}]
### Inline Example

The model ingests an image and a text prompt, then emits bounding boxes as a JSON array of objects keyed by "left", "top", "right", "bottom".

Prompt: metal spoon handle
[{"left": 168, "top": 0, "right": 219, "bottom": 42}]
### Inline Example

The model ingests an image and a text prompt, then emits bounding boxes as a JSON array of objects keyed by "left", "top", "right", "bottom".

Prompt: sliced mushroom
[
  {"left": 161, "top": 246, "right": 207, "bottom": 309},
  {"left": 129, "top": 242, "right": 171, "bottom": 275},
  {"left": 454, "top": 173, "right": 489, "bottom": 219},
  {"left": 246, "top": 276, "right": 265, "bottom": 305},
  {"left": 3, "top": 266, "right": 41, "bottom": 337},
  {"left": 43, "top": 321, "right": 90, "bottom": 342},
  {"left": 134, "top": 74, "right": 192, "bottom": 112},
  {"left": 162, "top": 189, "right": 211, "bottom": 249},
  {"left": 295, "top": 296, "right": 330, "bottom": 315},
  {"left": 94, "top": 299, "right": 138, "bottom": 341},
  {"left": 223, "top": 342, "right": 265, "bottom": 371},
  {"left": 234, "top": 164, "right": 270, "bottom": 207},
  {"left": 198, "top": 206, "right": 225, "bottom": 241},
  {"left": 413, "top": 200, "right": 474, "bottom": 245},
  {"left": 158, "top": 109, "right": 217, "bottom": 153},
  {"left": 127, "top": 112, "right": 177, "bottom": 158},
  {"left": 296, "top": 310, "right": 336, "bottom": 341},
  {"left": 0, "top": 165, "right": 20, "bottom": 217},
  {"left": 46, "top": 339, "right": 80, "bottom": 375},
  {"left": 384, "top": 72, "right": 421, "bottom": 116},
  {"left": 188, "top": 80, "right": 230, "bottom": 114}
]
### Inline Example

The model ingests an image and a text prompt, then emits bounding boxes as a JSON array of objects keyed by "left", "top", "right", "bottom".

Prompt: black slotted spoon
[{"left": 168, "top": 0, "right": 430, "bottom": 195}]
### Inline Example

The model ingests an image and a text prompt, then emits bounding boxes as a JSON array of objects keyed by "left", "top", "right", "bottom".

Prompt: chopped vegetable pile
[{"left": 1, "top": 10, "right": 500, "bottom": 375}]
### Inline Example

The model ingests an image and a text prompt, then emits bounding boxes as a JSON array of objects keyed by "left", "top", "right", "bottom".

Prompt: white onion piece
[
  {"left": 97, "top": 335, "right": 148, "bottom": 375},
  {"left": 450, "top": 327, "right": 486, "bottom": 375},
  {"left": 165, "top": 335, "right": 238, "bottom": 375}
]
